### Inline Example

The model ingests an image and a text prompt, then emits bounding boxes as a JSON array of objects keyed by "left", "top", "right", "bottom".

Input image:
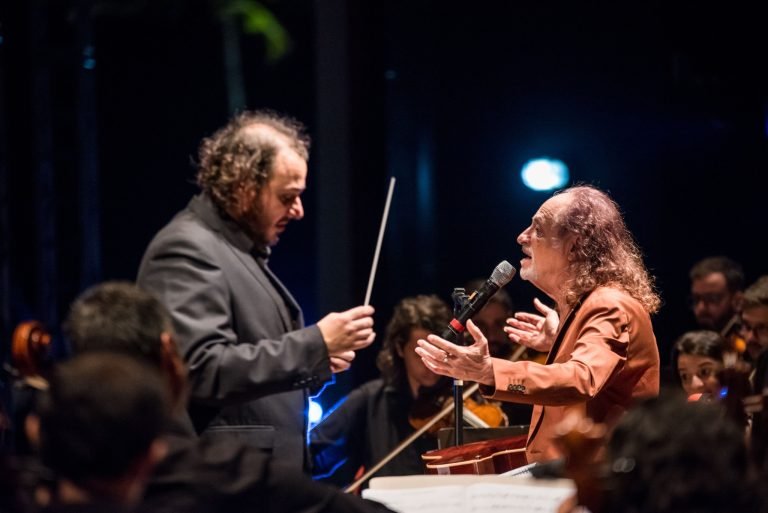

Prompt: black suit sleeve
[{"left": 138, "top": 229, "right": 332, "bottom": 406}]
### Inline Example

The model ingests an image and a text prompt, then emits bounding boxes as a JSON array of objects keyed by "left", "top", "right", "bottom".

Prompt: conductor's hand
[
  {"left": 504, "top": 297, "right": 559, "bottom": 352},
  {"left": 415, "top": 320, "right": 495, "bottom": 387},
  {"left": 318, "top": 305, "right": 376, "bottom": 358},
  {"left": 329, "top": 352, "right": 356, "bottom": 374}
]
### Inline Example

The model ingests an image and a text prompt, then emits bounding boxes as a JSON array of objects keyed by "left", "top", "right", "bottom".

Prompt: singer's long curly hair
[
  {"left": 196, "top": 110, "right": 310, "bottom": 212},
  {"left": 377, "top": 295, "right": 452, "bottom": 388},
  {"left": 555, "top": 185, "right": 661, "bottom": 313}
]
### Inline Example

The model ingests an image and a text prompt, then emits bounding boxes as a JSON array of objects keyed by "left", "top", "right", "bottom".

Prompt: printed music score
[{"left": 362, "top": 475, "right": 574, "bottom": 513}]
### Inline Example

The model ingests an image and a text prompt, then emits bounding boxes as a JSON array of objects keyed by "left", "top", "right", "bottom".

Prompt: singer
[{"left": 416, "top": 185, "right": 661, "bottom": 464}]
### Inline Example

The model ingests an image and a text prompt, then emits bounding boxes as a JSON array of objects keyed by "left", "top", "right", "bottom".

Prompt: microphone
[{"left": 441, "top": 260, "right": 516, "bottom": 343}]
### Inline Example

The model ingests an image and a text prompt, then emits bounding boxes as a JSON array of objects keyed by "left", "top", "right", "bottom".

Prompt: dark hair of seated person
[
  {"left": 35, "top": 353, "right": 169, "bottom": 492},
  {"left": 602, "top": 392, "right": 765, "bottom": 513}
]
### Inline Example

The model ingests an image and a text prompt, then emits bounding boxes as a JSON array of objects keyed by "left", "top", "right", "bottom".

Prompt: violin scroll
[{"left": 11, "top": 321, "right": 52, "bottom": 386}]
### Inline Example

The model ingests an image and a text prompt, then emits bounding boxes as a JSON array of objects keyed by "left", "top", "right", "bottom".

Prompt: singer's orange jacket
[{"left": 482, "top": 286, "right": 660, "bottom": 464}]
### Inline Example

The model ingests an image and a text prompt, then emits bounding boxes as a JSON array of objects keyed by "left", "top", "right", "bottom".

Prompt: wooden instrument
[
  {"left": 421, "top": 433, "right": 527, "bottom": 475},
  {"left": 10, "top": 321, "right": 52, "bottom": 390}
]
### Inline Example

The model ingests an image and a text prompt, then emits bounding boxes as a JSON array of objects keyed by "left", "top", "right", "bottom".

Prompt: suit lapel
[{"left": 188, "top": 194, "right": 301, "bottom": 332}]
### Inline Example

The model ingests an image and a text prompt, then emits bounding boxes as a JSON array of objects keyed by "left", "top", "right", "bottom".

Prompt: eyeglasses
[
  {"left": 739, "top": 320, "right": 768, "bottom": 338},
  {"left": 689, "top": 293, "right": 727, "bottom": 308}
]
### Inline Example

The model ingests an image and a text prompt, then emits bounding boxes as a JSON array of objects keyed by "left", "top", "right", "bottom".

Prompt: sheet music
[
  {"left": 467, "top": 483, "right": 573, "bottom": 512},
  {"left": 362, "top": 479, "right": 574, "bottom": 513},
  {"left": 363, "top": 485, "right": 465, "bottom": 513}
]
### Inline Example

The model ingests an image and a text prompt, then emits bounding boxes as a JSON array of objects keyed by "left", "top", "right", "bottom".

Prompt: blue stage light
[{"left": 521, "top": 158, "right": 569, "bottom": 191}]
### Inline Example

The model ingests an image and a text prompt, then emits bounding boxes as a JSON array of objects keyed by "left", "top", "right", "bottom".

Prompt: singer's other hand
[
  {"left": 415, "top": 319, "right": 495, "bottom": 386},
  {"left": 318, "top": 305, "right": 376, "bottom": 356},
  {"left": 504, "top": 297, "right": 559, "bottom": 352}
]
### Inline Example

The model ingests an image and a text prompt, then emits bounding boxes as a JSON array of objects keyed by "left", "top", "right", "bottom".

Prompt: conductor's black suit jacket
[{"left": 138, "top": 194, "right": 332, "bottom": 473}]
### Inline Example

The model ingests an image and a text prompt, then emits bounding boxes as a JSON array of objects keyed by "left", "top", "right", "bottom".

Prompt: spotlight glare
[
  {"left": 308, "top": 399, "right": 323, "bottom": 425},
  {"left": 521, "top": 158, "right": 569, "bottom": 191}
]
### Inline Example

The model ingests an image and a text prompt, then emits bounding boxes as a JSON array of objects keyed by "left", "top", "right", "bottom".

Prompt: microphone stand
[{"left": 451, "top": 288, "right": 469, "bottom": 447}]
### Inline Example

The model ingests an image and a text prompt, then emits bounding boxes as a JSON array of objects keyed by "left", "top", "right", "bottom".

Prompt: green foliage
[{"left": 217, "top": 0, "right": 291, "bottom": 62}]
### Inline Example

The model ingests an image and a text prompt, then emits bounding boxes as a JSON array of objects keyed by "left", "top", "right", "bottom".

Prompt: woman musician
[{"left": 310, "top": 294, "right": 506, "bottom": 488}]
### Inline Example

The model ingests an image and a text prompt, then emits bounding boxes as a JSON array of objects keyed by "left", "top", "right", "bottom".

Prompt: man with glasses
[
  {"left": 741, "top": 277, "right": 768, "bottom": 367},
  {"left": 740, "top": 276, "right": 768, "bottom": 474},
  {"left": 689, "top": 256, "right": 745, "bottom": 344}
]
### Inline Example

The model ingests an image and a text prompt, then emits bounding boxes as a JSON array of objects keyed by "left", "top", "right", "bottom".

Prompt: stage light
[
  {"left": 308, "top": 398, "right": 323, "bottom": 425},
  {"left": 521, "top": 158, "right": 569, "bottom": 191}
]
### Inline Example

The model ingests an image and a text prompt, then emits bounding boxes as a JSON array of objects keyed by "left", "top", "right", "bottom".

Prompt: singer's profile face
[
  {"left": 516, "top": 194, "right": 572, "bottom": 298},
  {"left": 237, "top": 147, "right": 307, "bottom": 246},
  {"left": 399, "top": 328, "right": 441, "bottom": 398}
]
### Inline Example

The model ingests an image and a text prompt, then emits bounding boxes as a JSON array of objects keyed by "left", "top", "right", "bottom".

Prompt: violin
[
  {"left": 421, "top": 433, "right": 527, "bottom": 475},
  {"left": 345, "top": 382, "right": 497, "bottom": 493},
  {"left": 408, "top": 380, "right": 506, "bottom": 435}
]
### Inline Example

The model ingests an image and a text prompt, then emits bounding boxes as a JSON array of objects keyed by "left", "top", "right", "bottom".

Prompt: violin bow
[
  {"left": 364, "top": 177, "right": 396, "bottom": 306},
  {"left": 344, "top": 333, "right": 532, "bottom": 492},
  {"left": 344, "top": 381, "right": 481, "bottom": 493}
]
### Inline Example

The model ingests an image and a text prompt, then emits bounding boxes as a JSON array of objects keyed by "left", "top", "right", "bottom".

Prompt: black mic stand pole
[{"left": 450, "top": 288, "right": 468, "bottom": 447}]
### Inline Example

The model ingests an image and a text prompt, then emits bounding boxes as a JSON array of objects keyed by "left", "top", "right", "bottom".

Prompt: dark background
[{"left": 2, "top": 0, "right": 766, "bottom": 410}]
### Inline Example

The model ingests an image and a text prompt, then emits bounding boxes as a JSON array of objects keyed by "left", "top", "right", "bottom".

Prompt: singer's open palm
[{"left": 504, "top": 297, "right": 559, "bottom": 352}]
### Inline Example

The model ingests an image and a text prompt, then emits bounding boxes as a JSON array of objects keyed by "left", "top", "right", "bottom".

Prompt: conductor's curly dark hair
[{"left": 196, "top": 110, "right": 310, "bottom": 211}]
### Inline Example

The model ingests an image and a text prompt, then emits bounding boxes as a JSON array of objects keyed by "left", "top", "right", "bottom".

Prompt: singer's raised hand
[
  {"left": 504, "top": 297, "right": 559, "bottom": 352},
  {"left": 415, "top": 319, "right": 495, "bottom": 387},
  {"left": 318, "top": 305, "right": 376, "bottom": 356}
]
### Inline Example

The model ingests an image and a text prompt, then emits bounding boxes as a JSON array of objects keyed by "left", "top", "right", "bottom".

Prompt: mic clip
[{"left": 450, "top": 288, "right": 470, "bottom": 346}]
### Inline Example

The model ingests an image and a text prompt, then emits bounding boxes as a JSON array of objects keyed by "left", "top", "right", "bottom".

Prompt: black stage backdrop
[{"left": 2, "top": 1, "right": 766, "bottom": 410}]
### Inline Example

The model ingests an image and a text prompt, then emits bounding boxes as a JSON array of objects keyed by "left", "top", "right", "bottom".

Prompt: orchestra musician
[
  {"left": 672, "top": 330, "right": 727, "bottom": 400},
  {"left": 416, "top": 184, "right": 661, "bottom": 464},
  {"left": 688, "top": 256, "right": 746, "bottom": 357},
  {"left": 63, "top": 281, "right": 394, "bottom": 513},
  {"left": 310, "top": 295, "right": 454, "bottom": 487}
]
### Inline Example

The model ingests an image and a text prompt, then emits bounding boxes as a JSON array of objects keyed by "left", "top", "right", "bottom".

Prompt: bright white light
[
  {"left": 521, "top": 158, "right": 570, "bottom": 191},
  {"left": 308, "top": 399, "right": 323, "bottom": 425}
]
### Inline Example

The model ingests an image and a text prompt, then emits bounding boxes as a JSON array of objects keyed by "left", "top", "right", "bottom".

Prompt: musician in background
[
  {"left": 464, "top": 279, "right": 517, "bottom": 361},
  {"left": 137, "top": 110, "right": 375, "bottom": 474},
  {"left": 63, "top": 281, "right": 394, "bottom": 513},
  {"left": 417, "top": 185, "right": 661, "bottom": 464},
  {"left": 671, "top": 330, "right": 726, "bottom": 400},
  {"left": 310, "top": 295, "right": 452, "bottom": 487},
  {"left": 688, "top": 256, "right": 745, "bottom": 355},
  {"left": 740, "top": 276, "right": 768, "bottom": 473}
]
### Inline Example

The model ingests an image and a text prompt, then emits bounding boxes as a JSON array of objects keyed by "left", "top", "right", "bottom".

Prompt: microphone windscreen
[{"left": 490, "top": 260, "right": 516, "bottom": 287}]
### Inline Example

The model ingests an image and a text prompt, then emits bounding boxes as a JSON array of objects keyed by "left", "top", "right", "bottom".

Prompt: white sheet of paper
[{"left": 362, "top": 478, "right": 574, "bottom": 513}]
